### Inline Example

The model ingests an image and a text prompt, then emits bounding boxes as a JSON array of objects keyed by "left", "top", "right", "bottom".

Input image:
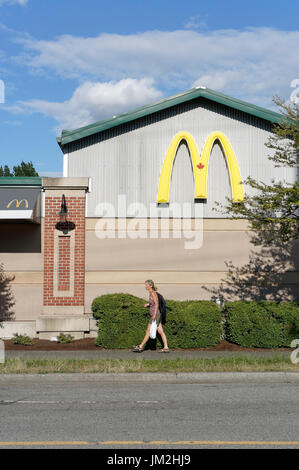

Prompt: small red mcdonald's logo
[{"left": 197, "top": 163, "right": 205, "bottom": 170}]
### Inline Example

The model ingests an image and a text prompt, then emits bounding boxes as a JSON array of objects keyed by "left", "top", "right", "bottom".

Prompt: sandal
[
  {"left": 132, "top": 345, "right": 144, "bottom": 353},
  {"left": 158, "top": 348, "right": 170, "bottom": 353}
]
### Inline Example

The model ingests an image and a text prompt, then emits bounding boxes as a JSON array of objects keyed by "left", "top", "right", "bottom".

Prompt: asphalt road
[{"left": 0, "top": 374, "right": 298, "bottom": 449}]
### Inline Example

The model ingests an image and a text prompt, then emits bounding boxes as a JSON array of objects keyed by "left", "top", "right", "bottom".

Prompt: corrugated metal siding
[{"left": 66, "top": 98, "right": 296, "bottom": 218}]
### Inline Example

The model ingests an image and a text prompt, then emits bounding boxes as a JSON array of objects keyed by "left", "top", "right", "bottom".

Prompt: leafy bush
[
  {"left": 92, "top": 293, "right": 222, "bottom": 349},
  {"left": 162, "top": 300, "right": 222, "bottom": 348},
  {"left": 56, "top": 333, "right": 74, "bottom": 344},
  {"left": 224, "top": 301, "right": 299, "bottom": 348},
  {"left": 12, "top": 333, "right": 33, "bottom": 346},
  {"left": 93, "top": 294, "right": 149, "bottom": 349},
  {"left": 0, "top": 263, "right": 15, "bottom": 322}
]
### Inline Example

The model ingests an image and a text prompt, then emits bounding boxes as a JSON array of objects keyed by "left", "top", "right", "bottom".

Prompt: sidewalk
[{"left": 5, "top": 348, "right": 292, "bottom": 360}]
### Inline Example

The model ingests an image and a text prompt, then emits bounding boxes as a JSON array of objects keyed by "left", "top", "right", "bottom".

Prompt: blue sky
[{"left": 0, "top": 0, "right": 298, "bottom": 176}]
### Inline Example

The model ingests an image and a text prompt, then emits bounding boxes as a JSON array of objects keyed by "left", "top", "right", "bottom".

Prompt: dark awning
[{"left": 0, "top": 187, "right": 41, "bottom": 223}]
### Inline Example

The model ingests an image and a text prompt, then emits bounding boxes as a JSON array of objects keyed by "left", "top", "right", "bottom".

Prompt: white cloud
[
  {"left": 16, "top": 27, "right": 299, "bottom": 109},
  {"left": 0, "top": 0, "right": 28, "bottom": 6},
  {"left": 290, "top": 79, "right": 299, "bottom": 104},
  {"left": 9, "top": 78, "right": 163, "bottom": 131},
  {"left": 184, "top": 14, "right": 208, "bottom": 30},
  {"left": 4, "top": 27, "right": 299, "bottom": 130},
  {"left": 193, "top": 70, "right": 243, "bottom": 92}
]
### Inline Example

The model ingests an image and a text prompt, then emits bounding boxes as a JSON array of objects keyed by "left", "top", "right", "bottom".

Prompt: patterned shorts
[{"left": 148, "top": 309, "right": 161, "bottom": 327}]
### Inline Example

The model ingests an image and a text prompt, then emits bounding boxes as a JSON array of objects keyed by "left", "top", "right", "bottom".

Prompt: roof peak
[{"left": 57, "top": 86, "right": 283, "bottom": 147}]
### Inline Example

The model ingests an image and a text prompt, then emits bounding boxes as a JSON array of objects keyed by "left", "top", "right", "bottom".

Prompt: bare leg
[
  {"left": 139, "top": 323, "right": 151, "bottom": 349},
  {"left": 157, "top": 324, "right": 168, "bottom": 349}
]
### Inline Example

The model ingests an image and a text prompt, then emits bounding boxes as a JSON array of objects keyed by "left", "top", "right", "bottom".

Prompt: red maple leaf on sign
[{"left": 197, "top": 163, "right": 205, "bottom": 170}]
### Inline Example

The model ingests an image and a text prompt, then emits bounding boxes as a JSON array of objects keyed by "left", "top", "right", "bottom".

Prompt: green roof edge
[
  {"left": 0, "top": 176, "right": 42, "bottom": 186},
  {"left": 57, "top": 87, "right": 285, "bottom": 146}
]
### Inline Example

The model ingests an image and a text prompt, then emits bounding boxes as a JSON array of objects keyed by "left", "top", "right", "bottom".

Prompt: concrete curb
[{"left": 0, "top": 372, "right": 298, "bottom": 384}]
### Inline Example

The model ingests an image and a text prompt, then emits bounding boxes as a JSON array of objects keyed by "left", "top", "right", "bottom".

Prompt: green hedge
[
  {"left": 162, "top": 300, "right": 223, "bottom": 348},
  {"left": 92, "top": 294, "right": 222, "bottom": 349},
  {"left": 224, "top": 301, "right": 299, "bottom": 348},
  {"left": 92, "top": 295, "right": 299, "bottom": 349}
]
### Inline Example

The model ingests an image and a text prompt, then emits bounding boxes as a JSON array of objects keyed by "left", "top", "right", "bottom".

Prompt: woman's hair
[{"left": 145, "top": 279, "right": 158, "bottom": 291}]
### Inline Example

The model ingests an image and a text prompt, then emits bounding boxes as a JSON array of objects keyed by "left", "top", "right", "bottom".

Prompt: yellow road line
[
  {"left": 98, "top": 441, "right": 144, "bottom": 445},
  {"left": 0, "top": 440, "right": 299, "bottom": 446}
]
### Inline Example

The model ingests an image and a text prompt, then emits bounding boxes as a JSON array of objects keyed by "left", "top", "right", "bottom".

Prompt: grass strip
[{"left": 0, "top": 356, "right": 298, "bottom": 374}]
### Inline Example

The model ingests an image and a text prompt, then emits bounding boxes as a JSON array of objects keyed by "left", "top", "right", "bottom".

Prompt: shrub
[
  {"left": 163, "top": 300, "right": 222, "bottom": 348},
  {"left": 12, "top": 333, "right": 33, "bottom": 346},
  {"left": 262, "top": 302, "right": 299, "bottom": 346},
  {"left": 224, "top": 301, "right": 299, "bottom": 348},
  {"left": 0, "top": 263, "right": 15, "bottom": 322},
  {"left": 56, "top": 333, "right": 75, "bottom": 344},
  {"left": 92, "top": 293, "right": 222, "bottom": 349},
  {"left": 93, "top": 294, "right": 149, "bottom": 349}
]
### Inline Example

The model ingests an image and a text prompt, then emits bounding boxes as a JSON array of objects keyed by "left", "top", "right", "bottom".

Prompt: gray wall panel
[{"left": 67, "top": 99, "right": 296, "bottom": 217}]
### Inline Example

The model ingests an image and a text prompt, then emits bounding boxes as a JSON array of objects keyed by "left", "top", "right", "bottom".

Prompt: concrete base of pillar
[
  {"left": 36, "top": 315, "right": 97, "bottom": 339},
  {"left": 0, "top": 316, "right": 98, "bottom": 340},
  {"left": 38, "top": 331, "right": 96, "bottom": 340},
  {"left": 0, "top": 321, "right": 37, "bottom": 339}
]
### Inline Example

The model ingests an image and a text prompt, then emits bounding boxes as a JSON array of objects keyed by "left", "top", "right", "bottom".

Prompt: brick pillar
[{"left": 36, "top": 178, "right": 90, "bottom": 339}]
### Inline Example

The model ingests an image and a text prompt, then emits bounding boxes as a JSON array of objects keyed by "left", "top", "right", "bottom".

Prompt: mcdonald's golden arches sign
[{"left": 157, "top": 131, "right": 244, "bottom": 203}]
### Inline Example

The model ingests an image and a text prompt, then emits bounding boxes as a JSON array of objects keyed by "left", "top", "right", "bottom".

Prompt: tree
[
  {"left": 0, "top": 161, "right": 39, "bottom": 177},
  {"left": 0, "top": 165, "right": 13, "bottom": 176},
  {"left": 216, "top": 95, "right": 298, "bottom": 246},
  {"left": 205, "top": 95, "right": 299, "bottom": 302},
  {"left": 13, "top": 161, "right": 39, "bottom": 177},
  {"left": 0, "top": 263, "right": 15, "bottom": 322}
]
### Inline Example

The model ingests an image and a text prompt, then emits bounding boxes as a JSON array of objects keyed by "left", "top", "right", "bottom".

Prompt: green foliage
[
  {"left": 0, "top": 161, "right": 39, "bottom": 177},
  {"left": 92, "top": 294, "right": 222, "bottom": 349},
  {"left": 224, "top": 301, "right": 299, "bottom": 348},
  {"left": 0, "top": 165, "right": 13, "bottom": 176},
  {"left": 56, "top": 333, "right": 75, "bottom": 344},
  {"left": 93, "top": 295, "right": 298, "bottom": 349},
  {"left": 163, "top": 300, "right": 223, "bottom": 348},
  {"left": 93, "top": 294, "right": 149, "bottom": 349},
  {"left": 12, "top": 333, "right": 33, "bottom": 346},
  {"left": 215, "top": 96, "right": 299, "bottom": 245},
  {"left": 0, "top": 263, "right": 15, "bottom": 322},
  {"left": 13, "top": 161, "right": 39, "bottom": 177}
]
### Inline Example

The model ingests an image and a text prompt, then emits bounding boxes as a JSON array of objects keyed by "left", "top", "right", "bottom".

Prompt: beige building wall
[
  {"left": 84, "top": 218, "right": 299, "bottom": 312},
  {"left": 6, "top": 284, "right": 43, "bottom": 321},
  {"left": 0, "top": 221, "right": 43, "bottom": 323},
  {"left": 85, "top": 218, "right": 252, "bottom": 272},
  {"left": 2, "top": 218, "right": 298, "bottom": 323}
]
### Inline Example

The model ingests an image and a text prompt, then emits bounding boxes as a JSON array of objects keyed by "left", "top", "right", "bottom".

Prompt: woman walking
[{"left": 132, "top": 280, "right": 169, "bottom": 353}]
